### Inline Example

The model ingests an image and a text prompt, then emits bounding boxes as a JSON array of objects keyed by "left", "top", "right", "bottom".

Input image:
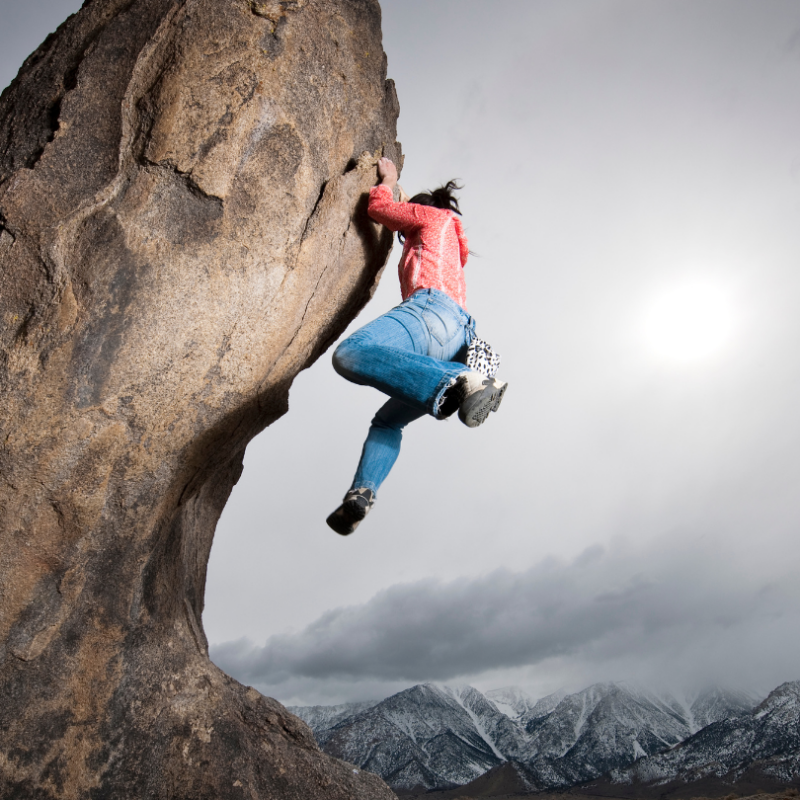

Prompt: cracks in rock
[
  {"left": 250, "top": 1, "right": 301, "bottom": 59},
  {"left": 0, "top": 210, "right": 15, "bottom": 242},
  {"left": 176, "top": 169, "right": 223, "bottom": 209},
  {"left": 109, "top": 0, "right": 192, "bottom": 201},
  {"left": 184, "top": 596, "right": 208, "bottom": 656},
  {"left": 51, "top": 500, "right": 66, "bottom": 533},
  {"left": 280, "top": 226, "right": 342, "bottom": 368},
  {"left": 25, "top": 97, "right": 65, "bottom": 170},
  {"left": 0, "top": 465, "right": 19, "bottom": 492},
  {"left": 143, "top": 156, "right": 224, "bottom": 210},
  {"left": 12, "top": 301, "right": 39, "bottom": 345},
  {"left": 21, "top": 0, "right": 142, "bottom": 173},
  {"left": 297, "top": 179, "right": 327, "bottom": 249},
  {"left": 24, "top": 34, "right": 96, "bottom": 172},
  {"left": 263, "top": 165, "right": 365, "bottom": 383},
  {"left": 249, "top": 0, "right": 304, "bottom": 23},
  {"left": 299, "top": 260, "right": 331, "bottom": 327}
]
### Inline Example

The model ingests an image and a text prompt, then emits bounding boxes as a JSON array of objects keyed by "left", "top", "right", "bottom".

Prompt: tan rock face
[{"left": 0, "top": 0, "right": 400, "bottom": 797}]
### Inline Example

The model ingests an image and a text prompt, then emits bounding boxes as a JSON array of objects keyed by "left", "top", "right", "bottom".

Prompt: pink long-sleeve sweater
[{"left": 367, "top": 183, "right": 469, "bottom": 310}]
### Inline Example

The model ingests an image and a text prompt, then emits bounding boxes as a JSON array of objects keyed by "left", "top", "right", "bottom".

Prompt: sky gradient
[{"left": 4, "top": 0, "right": 800, "bottom": 706}]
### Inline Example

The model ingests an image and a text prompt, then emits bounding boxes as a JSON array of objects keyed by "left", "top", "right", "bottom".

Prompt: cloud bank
[{"left": 212, "top": 533, "right": 800, "bottom": 704}]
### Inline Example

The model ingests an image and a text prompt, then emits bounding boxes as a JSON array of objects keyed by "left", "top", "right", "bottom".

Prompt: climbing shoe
[
  {"left": 450, "top": 371, "right": 508, "bottom": 428},
  {"left": 326, "top": 487, "right": 375, "bottom": 536}
]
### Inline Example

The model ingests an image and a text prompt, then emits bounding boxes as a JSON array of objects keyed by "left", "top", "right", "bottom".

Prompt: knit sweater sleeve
[
  {"left": 454, "top": 216, "right": 469, "bottom": 267},
  {"left": 367, "top": 184, "right": 441, "bottom": 233}
]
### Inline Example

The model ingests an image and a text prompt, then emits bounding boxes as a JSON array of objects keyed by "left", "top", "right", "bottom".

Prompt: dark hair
[
  {"left": 399, "top": 180, "right": 463, "bottom": 244},
  {"left": 410, "top": 179, "right": 463, "bottom": 215}
]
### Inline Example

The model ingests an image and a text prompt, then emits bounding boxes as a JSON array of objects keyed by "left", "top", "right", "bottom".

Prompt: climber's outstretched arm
[{"left": 368, "top": 159, "right": 442, "bottom": 233}]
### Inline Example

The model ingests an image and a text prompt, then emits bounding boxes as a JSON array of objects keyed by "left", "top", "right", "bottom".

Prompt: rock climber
[{"left": 326, "top": 156, "right": 508, "bottom": 535}]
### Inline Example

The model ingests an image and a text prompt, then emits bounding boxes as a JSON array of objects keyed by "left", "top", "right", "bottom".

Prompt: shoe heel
[
  {"left": 342, "top": 498, "right": 368, "bottom": 522},
  {"left": 491, "top": 381, "right": 508, "bottom": 412}
]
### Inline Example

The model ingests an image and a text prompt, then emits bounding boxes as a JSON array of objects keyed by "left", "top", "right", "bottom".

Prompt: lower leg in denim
[{"left": 351, "top": 398, "right": 424, "bottom": 494}]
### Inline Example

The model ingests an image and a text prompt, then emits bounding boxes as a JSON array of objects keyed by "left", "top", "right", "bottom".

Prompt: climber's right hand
[{"left": 377, "top": 157, "right": 398, "bottom": 189}]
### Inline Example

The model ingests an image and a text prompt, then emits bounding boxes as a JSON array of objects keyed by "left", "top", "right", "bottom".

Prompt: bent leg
[
  {"left": 350, "top": 398, "right": 425, "bottom": 495},
  {"left": 332, "top": 304, "right": 467, "bottom": 416}
]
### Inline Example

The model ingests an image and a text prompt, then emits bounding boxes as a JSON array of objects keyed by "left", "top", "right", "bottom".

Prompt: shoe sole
[
  {"left": 326, "top": 497, "right": 371, "bottom": 536},
  {"left": 343, "top": 498, "right": 368, "bottom": 522},
  {"left": 326, "top": 508, "right": 360, "bottom": 536},
  {"left": 460, "top": 381, "right": 507, "bottom": 428},
  {"left": 491, "top": 382, "right": 507, "bottom": 413}
]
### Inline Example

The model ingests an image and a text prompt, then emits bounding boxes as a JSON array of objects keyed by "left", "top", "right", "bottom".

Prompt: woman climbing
[{"left": 326, "top": 156, "right": 507, "bottom": 535}]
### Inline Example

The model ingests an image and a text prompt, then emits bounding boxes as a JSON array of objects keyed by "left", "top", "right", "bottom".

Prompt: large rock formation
[{"left": 0, "top": 0, "right": 400, "bottom": 797}]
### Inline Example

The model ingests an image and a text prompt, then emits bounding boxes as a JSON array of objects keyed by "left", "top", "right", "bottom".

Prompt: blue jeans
[{"left": 332, "top": 288, "right": 475, "bottom": 496}]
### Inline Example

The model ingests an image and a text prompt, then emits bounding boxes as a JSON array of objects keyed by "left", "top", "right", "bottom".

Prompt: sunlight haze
[{"left": 642, "top": 281, "right": 736, "bottom": 361}]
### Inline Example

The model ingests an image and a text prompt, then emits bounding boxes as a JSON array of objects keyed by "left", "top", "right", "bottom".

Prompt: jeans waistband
[{"left": 405, "top": 288, "right": 473, "bottom": 325}]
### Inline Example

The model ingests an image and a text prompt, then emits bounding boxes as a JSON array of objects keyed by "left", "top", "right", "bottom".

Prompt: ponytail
[{"left": 399, "top": 180, "right": 463, "bottom": 243}]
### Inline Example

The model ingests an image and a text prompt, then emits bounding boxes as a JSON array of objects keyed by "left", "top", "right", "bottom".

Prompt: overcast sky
[{"left": 5, "top": 0, "right": 800, "bottom": 707}]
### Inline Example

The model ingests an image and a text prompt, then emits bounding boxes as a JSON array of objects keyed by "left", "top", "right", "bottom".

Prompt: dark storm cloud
[{"left": 212, "top": 535, "right": 799, "bottom": 687}]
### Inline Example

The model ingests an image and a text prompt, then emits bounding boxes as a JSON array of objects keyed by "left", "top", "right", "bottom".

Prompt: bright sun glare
[{"left": 643, "top": 282, "right": 735, "bottom": 361}]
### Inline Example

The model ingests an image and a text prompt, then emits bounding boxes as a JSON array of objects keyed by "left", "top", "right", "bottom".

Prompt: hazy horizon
[{"left": 275, "top": 677, "right": 766, "bottom": 712}]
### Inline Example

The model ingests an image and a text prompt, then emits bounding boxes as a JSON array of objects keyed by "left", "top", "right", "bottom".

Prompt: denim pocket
[{"left": 421, "top": 301, "right": 462, "bottom": 349}]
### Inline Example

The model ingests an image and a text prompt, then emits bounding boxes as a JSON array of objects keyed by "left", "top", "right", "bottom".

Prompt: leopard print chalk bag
[{"left": 466, "top": 334, "right": 501, "bottom": 378}]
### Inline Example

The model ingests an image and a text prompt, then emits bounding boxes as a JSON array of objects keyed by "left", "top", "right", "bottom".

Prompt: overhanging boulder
[{"left": 0, "top": 0, "right": 400, "bottom": 796}]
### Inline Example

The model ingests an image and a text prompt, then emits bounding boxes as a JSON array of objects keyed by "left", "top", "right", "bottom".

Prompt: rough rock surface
[{"left": 0, "top": 0, "right": 401, "bottom": 797}]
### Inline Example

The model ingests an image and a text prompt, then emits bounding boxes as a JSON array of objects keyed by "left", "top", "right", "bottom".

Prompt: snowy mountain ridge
[
  {"left": 610, "top": 680, "right": 800, "bottom": 789},
  {"left": 288, "top": 680, "right": 769, "bottom": 793}
]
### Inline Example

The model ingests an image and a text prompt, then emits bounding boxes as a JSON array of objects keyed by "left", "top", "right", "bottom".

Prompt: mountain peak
[{"left": 289, "top": 680, "right": 784, "bottom": 795}]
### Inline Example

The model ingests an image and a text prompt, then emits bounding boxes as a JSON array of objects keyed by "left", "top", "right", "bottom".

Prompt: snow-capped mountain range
[
  {"left": 287, "top": 681, "right": 799, "bottom": 794},
  {"left": 610, "top": 680, "right": 800, "bottom": 789}
]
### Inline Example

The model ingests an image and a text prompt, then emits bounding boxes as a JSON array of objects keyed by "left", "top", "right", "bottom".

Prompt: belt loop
[{"left": 466, "top": 315, "right": 476, "bottom": 343}]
